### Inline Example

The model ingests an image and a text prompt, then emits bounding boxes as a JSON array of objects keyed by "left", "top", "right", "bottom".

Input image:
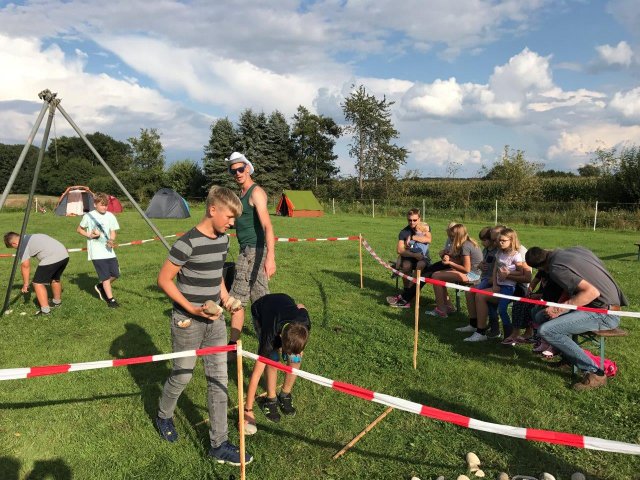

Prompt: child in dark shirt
[{"left": 244, "top": 293, "right": 311, "bottom": 434}]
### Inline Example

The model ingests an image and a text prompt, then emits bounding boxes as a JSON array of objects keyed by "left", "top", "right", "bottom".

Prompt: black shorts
[
  {"left": 92, "top": 258, "right": 120, "bottom": 282},
  {"left": 33, "top": 257, "right": 69, "bottom": 284}
]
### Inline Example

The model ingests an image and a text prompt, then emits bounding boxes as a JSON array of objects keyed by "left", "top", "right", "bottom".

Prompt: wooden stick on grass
[
  {"left": 332, "top": 406, "right": 393, "bottom": 460},
  {"left": 359, "top": 233, "right": 363, "bottom": 289}
]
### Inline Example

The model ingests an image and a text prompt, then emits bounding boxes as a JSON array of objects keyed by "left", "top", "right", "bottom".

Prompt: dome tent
[
  {"left": 54, "top": 185, "right": 94, "bottom": 216},
  {"left": 145, "top": 188, "right": 190, "bottom": 218},
  {"left": 107, "top": 195, "right": 123, "bottom": 213}
]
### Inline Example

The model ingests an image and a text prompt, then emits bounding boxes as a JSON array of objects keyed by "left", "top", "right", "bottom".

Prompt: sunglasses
[{"left": 229, "top": 165, "right": 247, "bottom": 175}]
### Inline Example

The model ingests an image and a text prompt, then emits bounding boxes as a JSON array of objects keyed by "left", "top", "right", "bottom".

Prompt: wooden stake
[
  {"left": 359, "top": 233, "right": 363, "bottom": 289},
  {"left": 236, "top": 340, "right": 246, "bottom": 480},
  {"left": 413, "top": 269, "right": 421, "bottom": 369},
  {"left": 332, "top": 406, "right": 393, "bottom": 460}
]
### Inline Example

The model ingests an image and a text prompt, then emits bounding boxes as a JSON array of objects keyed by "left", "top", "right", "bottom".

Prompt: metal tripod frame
[{"left": 1, "top": 89, "right": 171, "bottom": 315}]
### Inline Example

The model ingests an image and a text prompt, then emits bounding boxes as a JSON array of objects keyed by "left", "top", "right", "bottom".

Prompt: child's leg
[
  {"left": 245, "top": 361, "right": 266, "bottom": 412},
  {"left": 498, "top": 286, "right": 516, "bottom": 337},
  {"left": 51, "top": 280, "right": 62, "bottom": 302},
  {"left": 102, "top": 277, "right": 116, "bottom": 299},
  {"left": 281, "top": 358, "right": 301, "bottom": 395},
  {"left": 32, "top": 282, "right": 49, "bottom": 310},
  {"left": 265, "top": 363, "right": 278, "bottom": 399}
]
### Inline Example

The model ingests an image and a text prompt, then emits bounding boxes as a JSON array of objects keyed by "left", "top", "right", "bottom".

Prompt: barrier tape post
[
  {"left": 413, "top": 269, "right": 421, "bottom": 369},
  {"left": 236, "top": 340, "right": 246, "bottom": 480},
  {"left": 359, "top": 234, "right": 363, "bottom": 289},
  {"left": 332, "top": 406, "right": 393, "bottom": 460}
]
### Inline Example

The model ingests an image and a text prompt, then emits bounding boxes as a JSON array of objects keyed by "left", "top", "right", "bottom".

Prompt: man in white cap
[{"left": 225, "top": 152, "right": 276, "bottom": 344}]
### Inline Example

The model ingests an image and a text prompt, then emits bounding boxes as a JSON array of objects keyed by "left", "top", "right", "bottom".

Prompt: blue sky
[{"left": 1, "top": 0, "right": 639, "bottom": 178}]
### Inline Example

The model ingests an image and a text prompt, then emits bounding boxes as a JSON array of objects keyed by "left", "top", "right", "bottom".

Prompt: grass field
[{"left": 0, "top": 208, "right": 639, "bottom": 480}]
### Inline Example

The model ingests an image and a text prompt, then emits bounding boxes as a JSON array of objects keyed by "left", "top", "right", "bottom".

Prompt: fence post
[
  {"left": 593, "top": 200, "right": 598, "bottom": 231},
  {"left": 422, "top": 198, "right": 425, "bottom": 217},
  {"left": 332, "top": 198, "right": 335, "bottom": 215},
  {"left": 495, "top": 199, "right": 498, "bottom": 225},
  {"left": 372, "top": 199, "right": 375, "bottom": 218}
]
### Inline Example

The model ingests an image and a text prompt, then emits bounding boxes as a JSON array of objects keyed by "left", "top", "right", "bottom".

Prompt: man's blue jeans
[{"left": 538, "top": 310, "right": 619, "bottom": 373}]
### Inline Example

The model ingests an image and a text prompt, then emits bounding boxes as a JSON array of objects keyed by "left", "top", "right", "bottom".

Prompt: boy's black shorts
[
  {"left": 92, "top": 257, "right": 120, "bottom": 282},
  {"left": 33, "top": 257, "right": 69, "bottom": 284}
]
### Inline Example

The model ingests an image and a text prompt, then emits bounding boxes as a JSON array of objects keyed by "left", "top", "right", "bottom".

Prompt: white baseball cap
[{"left": 225, "top": 152, "right": 254, "bottom": 174}]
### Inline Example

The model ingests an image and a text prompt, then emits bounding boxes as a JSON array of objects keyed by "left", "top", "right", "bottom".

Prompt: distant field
[
  {"left": 3, "top": 194, "right": 60, "bottom": 209},
  {"left": 0, "top": 209, "right": 638, "bottom": 479}
]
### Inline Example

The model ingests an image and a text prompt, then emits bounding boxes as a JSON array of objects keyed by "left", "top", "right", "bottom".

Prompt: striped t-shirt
[{"left": 168, "top": 227, "right": 229, "bottom": 317}]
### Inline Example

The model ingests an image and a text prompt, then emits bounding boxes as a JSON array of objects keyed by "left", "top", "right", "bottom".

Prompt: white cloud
[
  {"left": 547, "top": 123, "right": 640, "bottom": 168},
  {"left": 402, "top": 78, "right": 465, "bottom": 117},
  {"left": 595, "top": 41, "right": 634, "bottom": 67},
  {"left": 608, "top": 87, "right": 640, "bottom": 120},
  {"left": 410, "top": 137, "right": 483, "bottom": 175}
]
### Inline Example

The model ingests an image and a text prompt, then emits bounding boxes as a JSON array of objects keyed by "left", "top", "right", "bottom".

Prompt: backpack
[{"left": 582, "top": 348, "right": 618, "bottom": 377}]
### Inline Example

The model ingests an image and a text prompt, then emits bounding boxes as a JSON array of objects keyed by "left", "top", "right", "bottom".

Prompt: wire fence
[{"left": 316, "top": 198, "right": 640, "bottom": 230}]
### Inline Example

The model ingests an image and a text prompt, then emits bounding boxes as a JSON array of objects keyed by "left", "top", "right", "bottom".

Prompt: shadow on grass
[
  {"left": 0, "top": 392, "right": 140, "bottom": 410},
  {"left": 310, "top": 273, "right": 330, "bottom": 328},
  {"left": 404, "top": 389, "right": 604, "bottom": 480},
  {"left": 0, "top": 456, "right": 72, "bottom": 480},
  {"left": 109, "top": 323, "right": 211, "bottom": 453},
  {"left": 599, "top": 252, "right": 638, "bottom": 261}
]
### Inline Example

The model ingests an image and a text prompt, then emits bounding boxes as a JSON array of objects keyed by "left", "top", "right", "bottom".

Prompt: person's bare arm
[
  {"left": 157, "top": 259, "right": 221, "bottom": 320},
  {"left": 252, "top": 186, "right": 276, "bottom": 278},
  {"left": 397, "top": 239, "right": 422, "bottom": 259},
  {"left": 545, "top": 279, "right": 600, "bottom": 318},
  {"left": 20, "top": 259, "right": 30, "bottom": 292}
]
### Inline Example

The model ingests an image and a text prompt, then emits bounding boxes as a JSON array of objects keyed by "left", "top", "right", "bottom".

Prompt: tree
[
  {"left": 290, "top": 106, "right": 341, "bottom": 189},
  {"left": 166, "top": 160, "right": 207, "bottom": 198},
  {"left": 47, "top": 132, "right": 132, "bottom": 172},
  {"left": 203, "top": 118, "right": 238, "bottom": 190},
  {"left": 616, "top": 146, "right": 640, "bottom": 202},
  {"left": 536, "top": 169, "right": 575, "bottom": 178},
  {"left": 341, "top": 85, "right": 408, "bottom": 197},
  {"left": 481, "top": 146, "right": 543, "bottom": 201},
  {"left": 577, "top": 164, "right": 601, "bottom": 177},
  {"left": 128, "top": 128, "right": 165, "bottom": 171},
  {"left": 264, "top": 110, "right": 293, "bottom": 190},
  {"left": 0, "top": 143, "right": 41, "bottom": 194}
]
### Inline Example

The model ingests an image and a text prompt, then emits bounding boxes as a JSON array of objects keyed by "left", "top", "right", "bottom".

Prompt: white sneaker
[
  {"left": 464, "top": 332, "right": 488, "bottom": 342},
  {"left": 455, "top": 325, "right": 477, "bottom": 332}
]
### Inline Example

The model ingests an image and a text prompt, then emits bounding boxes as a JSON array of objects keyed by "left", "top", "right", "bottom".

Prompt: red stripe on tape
[
  {"left": 420, "top": 406, "right": 471, "bottom": 427},
  {"left": 327, "top": 237, "right": 338, "bottom": 241},
  {"left": 288, "top": 238, "right": 298, "bottom": 242},
  {"left": 333, "top": 381, "right": 374, "bottom": 401},
  {"left": 196, "top": 345, "right": 236, "bottom": 356},
  {"left": 131, "top": 240, "right": 143, "bottom": 245},
  {"left": 307, "top": 238, "right": 317, "bottom": 241},
  {"left": 27, "top": 364, "right": 71, "bottom": 378},
  {"left": 348, "top": 236, "right": 360, "bottom": 240},
  {"left": 526, "top": 428, "right": 585, "bottom": 448},
  {"left": 254, "top": 354, "right": 293, "bottom": 373},
  {"left": 113, "top": 355, "right": 153, "bottom": 367}
]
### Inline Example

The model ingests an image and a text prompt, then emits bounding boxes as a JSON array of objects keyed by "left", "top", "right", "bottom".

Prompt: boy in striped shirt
[{"left": 155, "top": 186, "right": 253, "bottom": 466}]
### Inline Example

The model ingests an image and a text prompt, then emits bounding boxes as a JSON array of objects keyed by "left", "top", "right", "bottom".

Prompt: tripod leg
[
  {"left": 55, "top": 103, "right": 171, "bottom": 250},
  {"left": 1, "top": 103, "right": 56, "bottom": 315},
  {"left": 0, "top": 101, "right": 49, "bottom": 211}
]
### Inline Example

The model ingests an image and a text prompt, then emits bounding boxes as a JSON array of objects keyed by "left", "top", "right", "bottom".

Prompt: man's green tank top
[{"left": 236, "top": 184, "right": 265, "bottom": 248}]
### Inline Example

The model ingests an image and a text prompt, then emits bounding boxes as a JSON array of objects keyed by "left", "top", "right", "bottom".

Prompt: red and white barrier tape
[
  {"left": 241, "top": 351, "right": 640, "bottom": 455},
  {"left": 361, "top": 239, "right": 640, "bottom": 319},
  {"left": 0, "top": 233, "right": 358, "bottom": 258},
  {"left": 1, "top": 345, "right": 638, "bottom": 455},
  {"left": 0, "top": 345, "right": 234, "bottom": 381}
]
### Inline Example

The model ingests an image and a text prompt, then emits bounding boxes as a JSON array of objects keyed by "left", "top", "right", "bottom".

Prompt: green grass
[{"left": 1, "top": 210, "right": 639, "bottom": 480}]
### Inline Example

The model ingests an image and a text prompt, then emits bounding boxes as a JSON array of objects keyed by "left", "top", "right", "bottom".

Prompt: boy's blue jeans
[
  {"left": 538, "top": 310, "right": 620, "bottom": 373},
  {"left": 158, "top": 311, "right": 228, "bottom": 448}
]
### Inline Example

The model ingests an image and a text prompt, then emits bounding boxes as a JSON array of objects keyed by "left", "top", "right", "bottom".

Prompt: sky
[{"left": 1, "top": 0, "right": 640, "bottom": 178}]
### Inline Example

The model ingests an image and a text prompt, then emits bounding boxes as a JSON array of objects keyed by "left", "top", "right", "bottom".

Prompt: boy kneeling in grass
[{"left": 244, "top": 293, "right": 311, "bottom": 434}]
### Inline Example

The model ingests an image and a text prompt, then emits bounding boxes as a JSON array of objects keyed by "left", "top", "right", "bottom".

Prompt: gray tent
[{"left": 145, "top": 188, "right": 190, "bottom": 218}]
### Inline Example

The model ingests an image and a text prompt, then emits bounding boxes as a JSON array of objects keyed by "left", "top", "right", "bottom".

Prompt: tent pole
[
  {"left": 54, "top": 102, "right": 171, "bottom": 250},
  {"left": 2, "top": 100, "right": 56, "bottom": 315},
  {"left": 0, "top": 100, "right": 49, "bottom": 211}
]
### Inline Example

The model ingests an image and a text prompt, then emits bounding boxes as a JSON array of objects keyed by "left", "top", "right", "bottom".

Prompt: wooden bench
[
  {"left": 635, "top": 243, "right": 640, "bottom": 261},
  {"left": 572, "top": 328, "right": 628, "bottom": 371}
]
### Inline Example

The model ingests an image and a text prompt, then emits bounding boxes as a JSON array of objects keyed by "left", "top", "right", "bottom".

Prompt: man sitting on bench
[
  {"left": 526, "top": 246, "right": 628, "bottom": 391},
  {"left": 386, "top": 208, "right": 431, "bottom": 309}
]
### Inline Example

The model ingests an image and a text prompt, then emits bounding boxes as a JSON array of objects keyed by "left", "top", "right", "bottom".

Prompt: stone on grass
[
  {"left": 497, "top": 473, "right": 509, "bottom": 480},
  {"left": 539, "top": 474, "right": 556, "bottom": 480},
  {"left": 457, "top": 476, "right": 471, "bottom": 480},
  {"left": 570, "top": 474, "right": 586, "bottom": 480},
  {"left": 466, "top": 452, "right": 481, "bottom": 468},
  {"left": 474, "top": 469, "right": 485, "bottom": 477}
]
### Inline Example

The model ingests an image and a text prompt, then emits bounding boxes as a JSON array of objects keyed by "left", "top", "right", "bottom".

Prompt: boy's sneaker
[
  {"left": 107, "top": 298, "right": 120, "bottom": 308},
  {"left": 208, "top": 441, "right": 253, "bottom": 466},
  {"left": 257, "top": 397, "right": 281, "bottom": 423},
  {"left": 34, "top": 309, "right": 50, "bottom": 316},
  {"left": 94, "top": 283, "right": 106, "bottom": 301},
  {"left": 486, "top": 330, "right": 503, "bottom": 339},
  {"left": 155, "top": 416, "right": 178, "bottom": 442},
  {"left": 277, "top": 391, "right": 296, "bottom": 416},
  {"left": 455, "top": 324, "right": 477, "bottom": 332},
  {"left": 391, "top": 298, "right": 410, "bottom": 309},
  {"left": 463, "top": 332, "right": 488, "bottom": 342},
  {"left": 50, "top": 300, "right": 62, "bottom": 308},
  {"left": 425, "top": 307, "right": 447, "bottom": 318},
  {"left": 386, "top": 294, "right": 402, "bottom": 305}
]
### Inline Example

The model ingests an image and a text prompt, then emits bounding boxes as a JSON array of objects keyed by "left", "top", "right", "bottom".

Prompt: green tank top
[{"left": 236, "top": 184, "right": 265, "bottom": 248}]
